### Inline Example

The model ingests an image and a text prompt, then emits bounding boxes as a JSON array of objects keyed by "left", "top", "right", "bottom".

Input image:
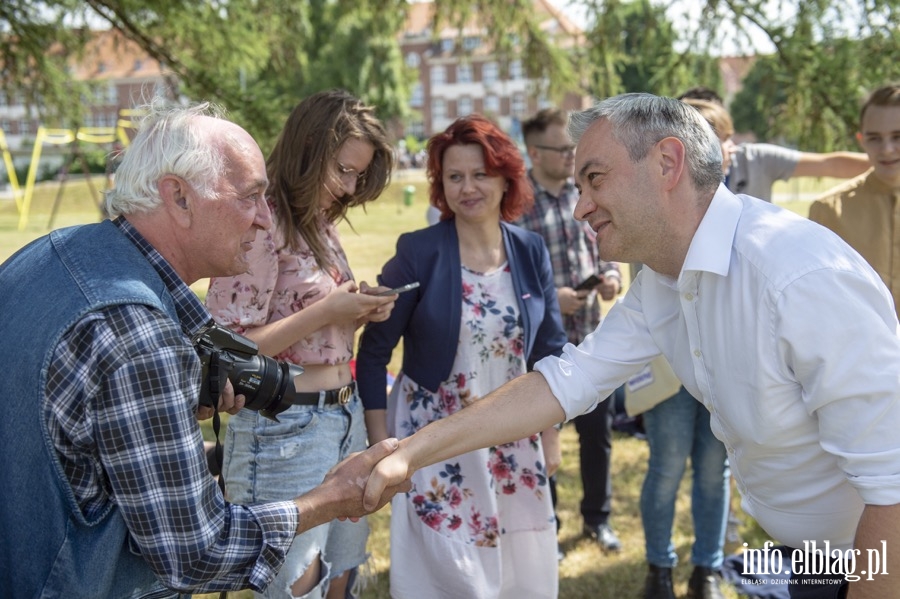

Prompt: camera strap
[{"left": 207, "top": 352, "right": 226, "bottom": 495}]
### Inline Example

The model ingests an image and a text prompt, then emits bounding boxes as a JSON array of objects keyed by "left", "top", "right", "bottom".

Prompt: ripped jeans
[{"left": 223, "top": 392, "right": 369, "bottom": 599}]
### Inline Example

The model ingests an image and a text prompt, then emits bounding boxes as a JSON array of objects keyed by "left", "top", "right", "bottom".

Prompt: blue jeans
[
  {"left": 640, "top": 386, "right": 730, "bottom": 569},
  {"left": 223, "top": 392, "right": 369, "bottom": 599}
]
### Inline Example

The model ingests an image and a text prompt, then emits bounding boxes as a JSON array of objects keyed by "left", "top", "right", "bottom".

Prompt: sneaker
[{"left": 582, "top": 523, "right": 622, "bottom": 552}]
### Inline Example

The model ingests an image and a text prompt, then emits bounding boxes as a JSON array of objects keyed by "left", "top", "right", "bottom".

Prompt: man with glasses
[{"left": 515, "top": 107, "right": 623, "bottom": 557}]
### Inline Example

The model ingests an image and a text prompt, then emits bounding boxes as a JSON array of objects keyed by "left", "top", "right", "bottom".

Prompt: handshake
[{"left": 294, "top": 437, "right": 413, "bottom": 533}]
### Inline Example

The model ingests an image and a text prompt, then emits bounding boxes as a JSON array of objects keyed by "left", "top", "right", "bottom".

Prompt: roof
[
  {"left": 403, "top": 0, "right": 582, "bottom": 40},
  {"left": 69, "top": 29, "right": 169, "bottom": 81}
]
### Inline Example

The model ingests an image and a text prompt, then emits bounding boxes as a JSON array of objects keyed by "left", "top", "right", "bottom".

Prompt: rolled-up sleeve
[
  {"left": 777, "top": 267, "right": 900, "bottom": 506},
  {"left": 535, "top": 275, "right": 660, "bottom": 421}
]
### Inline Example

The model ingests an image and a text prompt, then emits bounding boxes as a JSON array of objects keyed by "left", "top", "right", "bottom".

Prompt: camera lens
[
  {"left": 229, "top": 355, "right": 304, "bottom": 419},
  {"left": 193, "top": 323, "right": 304, "bottom": 421}
]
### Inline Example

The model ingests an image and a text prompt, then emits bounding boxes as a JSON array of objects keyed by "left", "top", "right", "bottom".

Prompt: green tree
[
  {"left": 716, "top": 0, "right": 899, "bottom": 150},
  {"left": 730, "top": 55, "right": 787, "bottom": 142},
  {"left": 583, "top": 0, "right": 721, "bottom": 99},
  {"left": 3, "top": 0, "right": 898, "bottom": 153},
  {"left": 1, "top": 0, "right": 580, "bottom": 151},
  {"left": 734, "top": 28, "right": 898, "bottom": 151},
  {"left": 0, "top": 0, "right": 93, "bottom": 126}
]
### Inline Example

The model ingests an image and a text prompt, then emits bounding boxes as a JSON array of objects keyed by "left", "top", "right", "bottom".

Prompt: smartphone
[
  {"left": 375, "top": 281, "right": 421, "bottom": 296},
  {"left": 574, "top": 274, "right": 603, "bottom": 292}
]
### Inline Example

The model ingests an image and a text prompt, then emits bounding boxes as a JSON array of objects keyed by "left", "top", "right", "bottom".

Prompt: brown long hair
[{"left": 266, "top": 89, "right": 394, "bottom": 269}]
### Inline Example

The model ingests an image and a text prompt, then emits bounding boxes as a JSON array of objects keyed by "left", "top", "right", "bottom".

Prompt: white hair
[{"left": 106, "top": 100, "right": 228, "bottom": 217}]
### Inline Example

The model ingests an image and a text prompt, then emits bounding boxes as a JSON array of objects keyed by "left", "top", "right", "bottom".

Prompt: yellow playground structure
[{"left": 1, "top": 108, "right": 144, "bottom": 230}]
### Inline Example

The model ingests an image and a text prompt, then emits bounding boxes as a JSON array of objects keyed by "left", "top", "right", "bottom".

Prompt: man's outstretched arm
[{"left": 362, "top": 372, "right": 567, "bottom": 510}]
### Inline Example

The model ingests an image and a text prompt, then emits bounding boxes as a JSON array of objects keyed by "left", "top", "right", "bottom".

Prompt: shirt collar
[
  {"left": 861, "top": 169, "right": 900, "bottom": 197},
  {"left": 113, "top": 217, "right": 212, "bottom": 336},
  {"left": 679, "top": 184, "right": 741, "bottom": 281},
  {"left": 528, "top": 169, "right": 576, "bottom": 199}
]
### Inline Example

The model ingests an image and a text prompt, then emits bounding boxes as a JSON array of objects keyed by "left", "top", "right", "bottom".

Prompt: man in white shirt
[{"left": 364, "top": 93, "right": 900, "bottom": 599}]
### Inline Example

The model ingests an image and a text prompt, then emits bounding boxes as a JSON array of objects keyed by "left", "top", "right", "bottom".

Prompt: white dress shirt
[{"left": 535, "top": 185, "right": 900, "bottom": 549}]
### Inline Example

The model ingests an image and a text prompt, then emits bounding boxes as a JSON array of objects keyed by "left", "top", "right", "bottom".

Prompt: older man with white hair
[{"left": 0, "top": 102, "right": 405, "bottom": 599}]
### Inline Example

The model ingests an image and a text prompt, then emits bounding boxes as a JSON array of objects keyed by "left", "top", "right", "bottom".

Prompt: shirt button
[
  {"left": 684, "top": 292, "right": 694, "bottom": 300},
  {"left": 694, "top": 349, "right": 701, "bottom": 357}
]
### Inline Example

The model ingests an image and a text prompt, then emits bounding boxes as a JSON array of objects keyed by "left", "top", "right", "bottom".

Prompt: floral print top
[
  {"left": 389, "top": 263, "right": 554, "bottom": 547},
  {"left": 206, "top": 212, "right": 355, "bottom": 366}
]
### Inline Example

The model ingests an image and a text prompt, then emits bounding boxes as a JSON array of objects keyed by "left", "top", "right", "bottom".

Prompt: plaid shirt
[
  {"left": 515, "top": 171, "right": 620, "bottom": 344},
  {"left": 44, "top": 218, "right": 297, "bottom": 593}
]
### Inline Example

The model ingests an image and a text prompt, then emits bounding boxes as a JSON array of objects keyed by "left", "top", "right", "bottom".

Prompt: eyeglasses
[
  {"left": 336, "top": 161, "right": 367, "bottom": 186},
  {"left": 534, "top": 144, "right": 576, "bottom": 156}
]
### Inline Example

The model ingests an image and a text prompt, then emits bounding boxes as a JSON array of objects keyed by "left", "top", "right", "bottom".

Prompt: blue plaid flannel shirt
[{"left": 44, "top": 218, "right": 297, "bottom": 593}]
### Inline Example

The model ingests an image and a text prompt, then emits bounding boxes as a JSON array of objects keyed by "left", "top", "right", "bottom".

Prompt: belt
[{"left": 287, "top": 381, "right": 356, "bottom": 406}]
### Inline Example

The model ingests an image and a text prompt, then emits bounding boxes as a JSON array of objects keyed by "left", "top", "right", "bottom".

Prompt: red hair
[{"left": 426, "top": 114, "right": 533, "bottom": 222}]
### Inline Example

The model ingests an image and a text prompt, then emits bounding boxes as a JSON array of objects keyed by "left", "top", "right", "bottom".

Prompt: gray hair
[
  {"left": 568, "top": 93, "right": 723, "bottom": 193},
  {"left": 106, "top": 100, "right": 228, "bottom": 217}
]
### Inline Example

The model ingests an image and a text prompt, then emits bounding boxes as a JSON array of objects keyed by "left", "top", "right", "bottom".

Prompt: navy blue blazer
[{"left": 356, "top": 219, "right": 567, "bottom": 410}]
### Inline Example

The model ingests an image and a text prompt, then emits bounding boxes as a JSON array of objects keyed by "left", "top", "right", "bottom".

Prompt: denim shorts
[{"left": 222, "top": 391, "right": 369, "bottom": 599}]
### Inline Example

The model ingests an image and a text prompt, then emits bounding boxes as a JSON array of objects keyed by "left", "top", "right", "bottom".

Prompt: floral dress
[{"left": 387, "top": 264, "right": 558, "bottom": 599}]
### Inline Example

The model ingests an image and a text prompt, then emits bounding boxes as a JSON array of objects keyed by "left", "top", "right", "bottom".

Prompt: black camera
[{"left": 192, "top": 322, "right": 304, "bottom": 421}]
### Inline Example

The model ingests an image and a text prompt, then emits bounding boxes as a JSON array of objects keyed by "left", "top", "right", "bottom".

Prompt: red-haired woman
[{"left": 356, "top": 114, "right": 567, "bottom": 598}]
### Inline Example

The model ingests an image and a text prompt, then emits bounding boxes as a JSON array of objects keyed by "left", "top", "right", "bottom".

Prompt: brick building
[
  {"left": 400, "top": 0, "right": 589, "bottom": 139},
  {"left": 0, "top": 28, "right": 178, "bottom": 154}
]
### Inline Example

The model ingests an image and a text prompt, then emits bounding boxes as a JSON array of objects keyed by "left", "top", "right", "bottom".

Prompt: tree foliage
[
  {"left": 700, "top": 0, "right": 899, "bottom": 149},
  {"left": 0, "top": 0, "right": 94, "bottom": 126},
  {"left": 1, "top": 0, "right": 898, "bottom": 153},
  {"left": 582, "top": 0, "right": 722, "bottom": 99}
]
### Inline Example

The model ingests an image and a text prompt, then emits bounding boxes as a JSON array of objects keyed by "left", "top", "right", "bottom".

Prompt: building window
[
  {"left": 430, "top": 65, "right": 446, "bottom": 87},
  {"left": 457, "top": 96, "right": 473, "bottom": 117},
  {"left": 482, "top": 61, "right": 498, "bottom": 85},
  {"left": 410, "top": 83, "right": 424, "bottom": 107},
  {"left": 432, "top": 98, "right": 447, "bottom": 120},
  {"left": 457, "top": 63, "right": 473, "bottom": 84},
  {"left": 512, "top": 93, "right": 527, "bottom": 117},
  {"left": 407, "top": 121, "right": 424, "bottom": 139},
  {"left": 463, "top": 36, "right": 481, "bottom": 51},
  {"left": 484, "top": 94, "right": 500, "bottom": 113},
  {"left": 405, "top": 52, "right": 420, "bottom": 68},
  {"left": 510, "top": 59, "right": 524, "bottom": 80},
  {"left": 96, "top": 83, "right": 118, "bottom": 105},
  {"left": 441, "top": 38, "right": 454, "bottom": 53}
]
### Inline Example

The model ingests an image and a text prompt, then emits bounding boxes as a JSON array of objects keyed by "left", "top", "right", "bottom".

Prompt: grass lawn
[{"left": 2, "top": 172, "right": 845, "bottom": 598}]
